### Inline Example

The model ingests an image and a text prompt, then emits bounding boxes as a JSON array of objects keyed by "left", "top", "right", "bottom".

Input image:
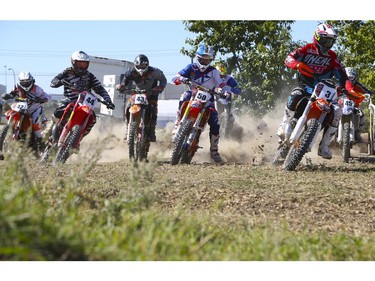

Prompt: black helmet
[{"left": 134, "top": 54, "right": 149, "bottom": 76}]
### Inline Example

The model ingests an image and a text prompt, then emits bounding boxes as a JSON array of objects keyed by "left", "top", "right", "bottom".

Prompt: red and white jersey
[{"left": 285, "top": 43, "right": 348, "bottom": 88}]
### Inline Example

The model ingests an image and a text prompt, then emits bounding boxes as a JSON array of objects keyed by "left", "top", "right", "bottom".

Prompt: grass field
[{"left": 0, "top": 107, "right": 374, "bottom": 279}]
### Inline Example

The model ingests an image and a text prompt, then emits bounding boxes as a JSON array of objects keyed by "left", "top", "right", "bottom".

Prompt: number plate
[
  {"left": 82, "top": 92, "right": 98, "bottom": 109},
  {"left": 194, "top": 90, "right": 211, "bottom": 103},
  {"left": 133, "top": 93, "right": 148, "bottom": 105}
]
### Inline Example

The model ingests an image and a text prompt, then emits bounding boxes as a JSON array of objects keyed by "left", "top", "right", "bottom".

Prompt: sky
[
  {"left": 0, "top": 20, "right": 320, "bottom": 95},
  {"left": 1, "top": 0, "right": 371, "bottom": 96}
]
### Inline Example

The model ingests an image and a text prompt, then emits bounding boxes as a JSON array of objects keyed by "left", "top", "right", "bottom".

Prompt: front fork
[
  {"left": 186, "top": 109, "right": 210, "bottom": 147},
  {"left": 337, "top": 113, "right": 354, "bottom": 143}
]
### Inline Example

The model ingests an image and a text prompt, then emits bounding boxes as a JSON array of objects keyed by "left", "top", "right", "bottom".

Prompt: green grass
[{"left": 1, "top": 144, "right": 375, "bottom": 261}]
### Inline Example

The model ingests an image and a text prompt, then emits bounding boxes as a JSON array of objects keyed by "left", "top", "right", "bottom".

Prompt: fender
[
  {"left": 186, "top": 100, "right": 204, "bottom": 120},
  {"left": 5, "top": 109, "right": 20, "bottom": 121},
  {"left": 130, "top": 104, "right": 142, "bottom": 115},
  {"left": 307, "top": 98, "right": 330, "bottom": 120}
]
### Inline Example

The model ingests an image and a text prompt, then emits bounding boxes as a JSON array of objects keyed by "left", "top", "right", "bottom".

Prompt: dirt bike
[
  {"left": 125, "top": 89, "right": 156, "bottom": 162},
  {"left": 335, "top": 93, "right": 368, "bottom": 163},
  {"left": 171, "top": 80, "right": 224, "bottom": 165},
  {"left": 274, "top": 79, "right": 337, "bottom": 171},
  {"left": 0, "top": 97, "right": 45, "bottom": 160},
  {"left": 40, "top": 81, "right": 112, "bottom": 165}
]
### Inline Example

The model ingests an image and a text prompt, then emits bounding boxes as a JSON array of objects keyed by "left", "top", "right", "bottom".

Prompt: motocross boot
[
  {"left": 50, "top": 118, "right": 61, "bottom": 144},
  {"left": 318, "top": 125, "right": 337, "bottom": 159},
  {"left": 355, "top": 112, "right": 365, "bottom": 143},
  {"left": 36, "top": 136, "right": 46, "bottom": 151},
  {"left": 277, "top": 107, "right": 294, "bottom": 144},
  {"left": 42, "top": 117, "right": 55, "bottom": 141},
  {"left": 171, "top": 110, "right": 181, "bottom": 142},
  {"left": 210, "top": 133, "right": 223, "bottom": 163}
]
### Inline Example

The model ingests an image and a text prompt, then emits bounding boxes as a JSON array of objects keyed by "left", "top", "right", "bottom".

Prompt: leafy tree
[
  {"left": 329, "top": 20, "right": 375, "bottom": 91},
  {"left": 181, "top": 20, "right": 298, "bottom": 115}
]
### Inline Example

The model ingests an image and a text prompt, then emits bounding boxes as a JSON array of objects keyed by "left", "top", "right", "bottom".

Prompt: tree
[
  {"left": 181, "top": 20, "right": 298, "bottom": 115},
  {"left": 329, "top": 20, "right": 375, "bottom": 91}
]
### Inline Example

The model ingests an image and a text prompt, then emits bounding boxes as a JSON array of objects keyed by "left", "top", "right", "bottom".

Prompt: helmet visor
[
  {"left": 75, "top": 61, "right": 89, "bottom": 70},
  {"left": 20, "top": 80, "right": 32, "bottom": 88},
  {"left": 136, "top": 63, "right": 148, "bottom": 70},
  {"left": 320, "top": 37, "right": 335, "bottom": 50},
  {"left": 198, "top": 57, "right": 211, "bottom": 66}
]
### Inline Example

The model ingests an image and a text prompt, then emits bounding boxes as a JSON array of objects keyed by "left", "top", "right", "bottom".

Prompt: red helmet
[{"left": 313, "top": 23, "right": 337, "bottom": 55}]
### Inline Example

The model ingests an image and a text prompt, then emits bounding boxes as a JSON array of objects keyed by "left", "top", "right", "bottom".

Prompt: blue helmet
[{"left": 195, "top": 42, "right": 214, "bottom": 72}]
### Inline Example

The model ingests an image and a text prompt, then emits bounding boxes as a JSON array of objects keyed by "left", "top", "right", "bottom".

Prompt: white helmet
[
  {"left": 71, "top": 50, "right": 90, "bottom": 74},
  {"left": 195, "top": 42, "right": 214, "bottom": 72},
  {"left": 313, "top": 23, "right": 337, "bottom": 55},
  {"left": 345, "top": 67, "right": 357, "bottom": 83},
  {"left": 18, "top": 71, "right": 35, "bottom": 92}
]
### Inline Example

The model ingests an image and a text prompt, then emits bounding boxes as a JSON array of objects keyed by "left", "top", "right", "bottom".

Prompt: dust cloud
[
  {"left": 67, "top": 103, "right": 285, "bottom": 165},
  {"left": 68, "top": 100, "right": 369, "bottom": 165}
]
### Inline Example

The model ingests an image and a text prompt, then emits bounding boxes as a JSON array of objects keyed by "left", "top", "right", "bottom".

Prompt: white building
[{"left": 88, "top": 56, "right": 184, "bottom": 127}]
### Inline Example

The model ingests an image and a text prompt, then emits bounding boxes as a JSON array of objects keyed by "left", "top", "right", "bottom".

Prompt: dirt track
[{"left": 2, "top": 106, "right": 375, "bottom": 237}]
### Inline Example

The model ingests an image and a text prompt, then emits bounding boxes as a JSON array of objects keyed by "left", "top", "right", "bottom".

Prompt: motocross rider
[
  {"left": 116, "top": 54, "right": 167, "bottom": 142},
  {"left": 341, "top": 67, "right": 373, "bottom": 143},
  {"left": 44, "top": 50, "right": 115, "bottom": 142},
  {"left": 213, "top": 61, "right": 241, "bottom": 129},
  {"left": 277, "top": 23, "right": 355, "bottom": 160},
  {"left": 171, "top": 42, "right": 231, "bottom": 163},
  {"left": 1, "top": 71, "right": 51, "bottom": 148}
]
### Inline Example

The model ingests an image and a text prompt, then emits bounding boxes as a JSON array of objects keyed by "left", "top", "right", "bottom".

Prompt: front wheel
[
  {"left": 283, "top": 119, "right": 320, "bottom": 171},
  {"left": 54, "top": 125, "right": 81, "bottom": 165},
  {"left": 342, "top": 122, "right": 351, "bottom": 163},
  {"left": 171, "top": 120, "right": 192, "bottom": 165},
  {"left": 128, "top": 121, "right": 138, "bottom": 160},
  {"left": 0, "top": 125, "right": 10, "bottom": 160}
]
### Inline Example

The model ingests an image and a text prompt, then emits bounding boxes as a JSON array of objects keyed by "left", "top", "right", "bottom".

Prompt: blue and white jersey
[
  {"left": 223, "top": 74, "right": 241, "bottom": 95},
  {"left": 172, "top": 63, "right": 230, "bottom": 102}
]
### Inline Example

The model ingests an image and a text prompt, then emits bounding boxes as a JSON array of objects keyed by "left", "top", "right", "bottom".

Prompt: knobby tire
[
  {"left": 128, "top": 122, "right": 138, "bottom": 160},
  {"left": 54, "top": 125, "right": 81, "bottom": 164},
  {"left": 0, "top": 125, "right": 10, "bottom": 159},
  {"left": 342, "top": 122, "right": 351, "bottom": 163},
  {"left": 283, "top": 119, "right": 320, "bottom": 171},
  {"left": 171, "top": 120, "right": 192, "bottom": 165}
]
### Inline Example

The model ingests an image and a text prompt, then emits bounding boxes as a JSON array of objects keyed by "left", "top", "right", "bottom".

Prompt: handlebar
[
  {"left": 61, "top": 79, "right": 113, "bottom": 109},
  {"left": 184, "top": 79, "right": 225, "bottom": 98}
]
